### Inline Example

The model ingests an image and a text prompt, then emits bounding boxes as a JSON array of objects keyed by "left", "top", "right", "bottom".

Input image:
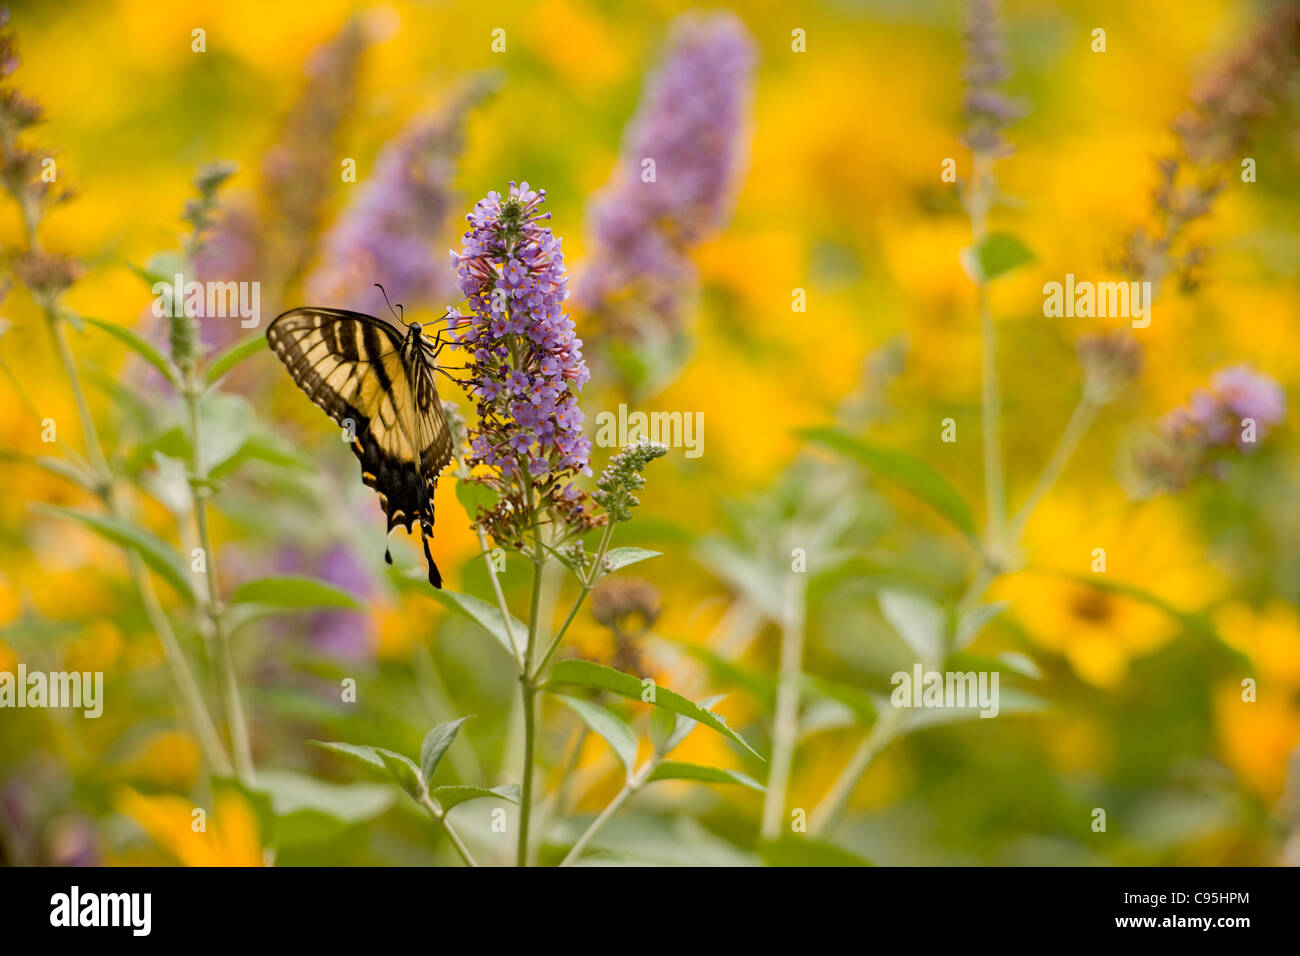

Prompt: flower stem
[
  {"left": 809, "top": 708, "right": 902, "bottom": 837},
  {"left": 477, "top": 526, "right": 524, "bottom": 667},
  {"left": 184, "top": 381, "right": 255, "bottom": 785},
  {"left": 516, "top": 503, "right": 546, "bottom": 867},
  {"left": 760, "top": 576, "right": 806, "bottom": 840},
  {"left": 533, "top": 517, "right": 615, "bottom": 681},
  {"left": 43, "top": 311, "right": 231, "bottom": 774},
  {"left": 417, "top": 793, "right": 479, "bottom": 867},
  {"left": 1006, "top": 397, "right": 1098, "bottom": 543},
  {"left": 560, "top": 756, "right": 657, "bottom": 866},
  {"left": 967, "top": 151, "right": 1006, "bottom": 552}
]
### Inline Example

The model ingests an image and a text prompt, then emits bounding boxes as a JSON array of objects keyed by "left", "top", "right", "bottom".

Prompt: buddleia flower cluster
[
  {"left": 961, "top": 0, "right": 1025, "bottom": 158},
  {"left": 577, "top": 12, "right": 755, "bottom": 342},
  {"left": 592, "top": 439, "right": 669, "bottom": 523},
  {"left": 1137, "top": 365, "right": 1286, "bottom": 490},
  {"left": 449, "top": 182, "right": 597, "bottom": 547},
  {"left": 305, "top": 78, "right": 494, "bottom": 312}
]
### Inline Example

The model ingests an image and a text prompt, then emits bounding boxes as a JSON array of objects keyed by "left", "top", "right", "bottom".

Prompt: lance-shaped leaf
[
  {"left": 648, "top": 761, "right": 764, "bottom": 791},
  {"left": 959, "top": 231, "right": 1035, "bottom": 283},
  {"left": 798, "top": 427, "right": 977, "bottom": 542},
  {"left": 556, "top": 696, "right": 638, "bottom": 778},
  {"left": 34, "top": 505, "right": 196, "bottom": 603},
  {"left": 312, "top": 741, "right": 423, "bottom": 800},
  {"left": 601, "top": 547, "right": 662, "bottom": 574},
  {"left": 432, "top": 784, "right": 520, "bottom": 813},
  {"left": 420, "top": 717, "right": 470, "bottom": 786},
  {"left": 547, "top": 660, "right": 761, "bottom": 760},
  {"left": 206, "top": 335, "right": 266, "bottom": 384},
  {"left": 79, "top": 315, "right": 181, "bottom": 387},
  {"left": 426, "top": 587, "right": 523, "bottom": 658},
  {"left": 954, "top": 600, "right": 1009, "bottom": 649},
  {"left": 229, "top": 575, "right": 363, "bottom": 611},
  {"left": 879, "top": 588, "right": 946, "bottom": 665},
  {"left": 378, "top": 750, "right": 424, "bottom": 799}
]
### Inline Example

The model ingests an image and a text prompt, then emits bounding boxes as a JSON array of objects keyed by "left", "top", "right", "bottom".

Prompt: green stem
[
  {"left": 417, "top": 793, "right": 479, "bottom": 867},
  {"left": 967, "top": 152, "right": 1005, "bottom": 552},
  {"left": 184, "top": 382, "right": 255, "bottom": 784},
  {"left": 477, "top": 525, "right": 523, "bottom": 667},
  {"left": 560, "top": 755, "right": 658, "bottom": 866},
  {"left": 1006, "top": 398, "right": 1098, "bottom": 544},
  {"left": 809, "top": 708, "right": 902, "bottom": 838},
  {"left": 533, "top": 517, "right": 616, "bottom": 681},
  {"left": 516, "top": 501, "right": 546, "bottom": 867},
  {"left": 760, "top": 577, "right": 806, "bottom": 840},
  {"left": 43, "top": 312, "right": 230, "bottom": 774}
]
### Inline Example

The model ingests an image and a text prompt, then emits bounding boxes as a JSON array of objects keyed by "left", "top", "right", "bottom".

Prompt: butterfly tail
[{"left": 420, "top": 519, "right": 442, "bottom": 589}]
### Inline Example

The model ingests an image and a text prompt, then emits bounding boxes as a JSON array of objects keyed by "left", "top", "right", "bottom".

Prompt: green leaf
[
  {"left": 426, "top": 588, "right": 522, "bottom": 658},
  {"left": 959, "top": 231, "right": 1035, "bottom": 283},
  {"left": 546, "top": 660, "right": 762, "bottom": 760},
  {"left": 997, "top": 651, "right": 1042, "bottom": 679},
  {"left": 229, "top": 575, "right": 363, "bottom": 611},
  {"left": 556, "top": 696, "right": 639, "bottom": 778},
  {"left": 33, "top": 505, "right": 195, "bottom": 603},
  {"left": 601, "top": 547, "right": 662, "bottom": 574},
  {"left": 420, "top": 717, "right": 470, "bottom": 785},
  {"left": 759, "top": 835, "right": 873, "bottom": 867},
  {"left": 256, "top": 769, "right": 395, "bottom": 848},
  {"left": 798, "top": 427, "right": 976, "bottom": 541},
  {"left": 377, "top": 749, "right": 424, "bottom": 800},
  {"left": 663, "top": 637, "right": 776, "bottom": 711},
  {"left": 896, "top": 686, "right": 1047, "bottom": 732},
  {"left": 310, "top": 740, "right": 429, "bottom": 799},
  {"left": 954, "top": 600, "right": 1009, "bottom": 649},
  {"left": 196, "top": 392, "right": 255, "bottom": 472},
  {"left": 879, "top": 589, "right": 946, "bottom": 665},
  {"left": 693, "top": 538, "right": 786, "bottom": 620},
  {"left": 78, "top": 315, "right": 181, "bottom": 387},
  {"left": 205, "top": 334, "right": 266, "bottom": 384},
  {"left": 802, "top": 674, "right": 877, "bottom": 724},
  {"left": 311, "top": 741, "right": 386, "bottom": 771},
  {"left": 648, "top": 761, "right": 764, "bottom": 791},
  {"left": 454, "top": 478, "right": 497, "bottom": 522},
  {"left": 0, "top": 451, "right": 96, "bottom": 492},
  {"left": 432, "top": 784, "right": 520, "bottom": 813}
]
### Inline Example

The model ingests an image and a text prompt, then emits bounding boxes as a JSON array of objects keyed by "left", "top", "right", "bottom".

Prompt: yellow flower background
[{"left": 0, "top": 0, "right": 1297, "bottom": 866}]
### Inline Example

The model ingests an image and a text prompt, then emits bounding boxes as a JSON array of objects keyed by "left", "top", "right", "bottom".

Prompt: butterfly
[{"left": 266, "top": 304, "right": 456, "bottom": 588}]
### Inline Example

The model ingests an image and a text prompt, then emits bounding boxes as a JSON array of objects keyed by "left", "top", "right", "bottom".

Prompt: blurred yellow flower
[
  {"left": 1213, "top": 601, "right": 1300, "bottom": 800},
  {"left": 116, "top": 784, "right": 265, "bottom": 867},
  {"left": 113, "top": 730, "right": 202, "bottom": 791},
  {"left": 996, "top": 495, "right": 1222, "bottom": 687}
]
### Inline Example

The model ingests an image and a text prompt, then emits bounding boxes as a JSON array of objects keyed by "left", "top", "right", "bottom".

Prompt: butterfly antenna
[{"left": 374, "top": 283, "right": 406, "bottom": 325}]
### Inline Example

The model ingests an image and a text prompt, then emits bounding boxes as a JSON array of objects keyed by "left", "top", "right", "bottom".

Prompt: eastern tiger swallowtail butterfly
[{"left": 267, "top": 306, "right": 454, "bottom": 588}]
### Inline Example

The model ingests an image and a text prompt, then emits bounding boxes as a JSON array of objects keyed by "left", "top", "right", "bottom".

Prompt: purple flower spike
[
  {"left": 577, "top": 12, "right": 756, "bottom": 341},
  {"left": 306, "top": 80, "right": 493, "bottom": 312},
  {"left": 451, "top": 183, "right": 600, "bottom": 547}
]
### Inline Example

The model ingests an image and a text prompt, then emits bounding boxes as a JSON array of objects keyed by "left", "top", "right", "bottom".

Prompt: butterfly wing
[{"left": 266, "top": 307, "right": 452, "bottom": 587}]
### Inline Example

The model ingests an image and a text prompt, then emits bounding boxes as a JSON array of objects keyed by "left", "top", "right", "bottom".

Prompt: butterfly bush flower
[
  {"left": 1139, "top": 365, "right": 1286, "bottom": 490},
  {"left": 261, "top": 16, "right": 367, "bottom": 285},
  {"left": 961, "top": 0, "right": 1024, "bottom": 158},
  {"left": 577, "top": 13, "right": 756, "bottom": 341},
  {"left": 1120, "top": 3, "right": 1300, "bottom": 288},
  {"left": 449, "top": 182, "right": 597, "bottom": 547},
  {"left": 305, "top": 79, "right": 493, "bottom": 312}
]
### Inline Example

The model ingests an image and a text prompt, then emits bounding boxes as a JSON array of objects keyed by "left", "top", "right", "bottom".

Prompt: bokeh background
[{"left": 1, "top": 0, "right": 1298, "bottom": 866}]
